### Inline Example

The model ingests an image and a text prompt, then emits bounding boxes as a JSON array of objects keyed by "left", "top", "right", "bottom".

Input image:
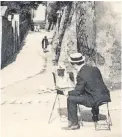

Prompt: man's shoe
[
  {"left": 62, "top": 124, "right": 80, "bottom": 130},
  {"left": 92, "top": 115, "right": 99, "bottom": 122}
]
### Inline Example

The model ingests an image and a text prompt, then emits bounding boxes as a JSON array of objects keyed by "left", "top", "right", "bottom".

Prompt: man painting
[{"left": 57, "top": 53, "right": 111, "bottom": 130}]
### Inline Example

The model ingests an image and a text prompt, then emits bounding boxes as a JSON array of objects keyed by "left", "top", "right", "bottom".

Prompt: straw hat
[{"left": 68, "top": 53, "right": 85, "bottom": 63}]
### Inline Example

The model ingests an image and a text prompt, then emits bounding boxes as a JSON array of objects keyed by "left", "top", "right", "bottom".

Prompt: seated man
[{"left": 58, "top": 53, "right": 111, "bottom": 130}]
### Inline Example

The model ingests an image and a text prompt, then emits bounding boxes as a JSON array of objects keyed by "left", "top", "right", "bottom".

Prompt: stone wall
[
  {"left": 95, "top": 1, "right": 121, "bottom": 87},
  {"left": 75, "top": 1, "right": 121, "bottom": 87}
]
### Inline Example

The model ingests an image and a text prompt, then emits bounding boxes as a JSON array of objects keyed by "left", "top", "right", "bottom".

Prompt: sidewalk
[
  {"left": 1, "top": 90, "right": 121, "bottom": 137},
  {"left": 1, "top": 30, "right": 53, "bottom": 89}
]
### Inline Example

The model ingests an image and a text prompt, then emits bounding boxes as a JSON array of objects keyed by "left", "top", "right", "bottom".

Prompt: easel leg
[
  {"left": 48, "top": 94, "right": 58, "bottom": 124},
  {"left": 58, "top": 95, "right": 61, "bottom": 122}
]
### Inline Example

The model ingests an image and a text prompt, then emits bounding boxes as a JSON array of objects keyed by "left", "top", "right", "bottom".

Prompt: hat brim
[{"left": 68, "top": 56, "right": 85, "bottom": 63}]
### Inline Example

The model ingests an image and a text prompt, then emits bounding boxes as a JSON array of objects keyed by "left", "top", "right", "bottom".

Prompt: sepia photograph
[{"left": 0, "top": 1, "right": 121, "bottom": 137}]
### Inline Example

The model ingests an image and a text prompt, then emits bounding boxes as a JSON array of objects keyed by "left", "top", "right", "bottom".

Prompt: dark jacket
[
  {"left": 42, "top": 38, "right": 49, "bottom": 49},
  {"left": 69, "top": 65, "right": 111, "bottom": 107}
]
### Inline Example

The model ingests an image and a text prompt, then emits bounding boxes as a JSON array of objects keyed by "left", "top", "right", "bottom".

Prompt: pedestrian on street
[
  {"left": 34, "top": 25, "right": 37, "bottom": 32},
  {"left": 47, "top": 15, "right": 53, "bottom": 31},
  {"left": 42, "top": 36, "right": 49, "bottom": 52},
  {"left": 36, "top": 25, "right": 40, "bottom": 32},
  {"left": 57, "top": 53, "right": 111, "bottom": 130},
  {"left": 57, "top": 10, "right": 62, "bottom": 30}
]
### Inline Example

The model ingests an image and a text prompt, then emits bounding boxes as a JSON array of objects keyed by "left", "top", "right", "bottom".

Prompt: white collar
[{"left": 77, "top": 63, "right": 85, "bottom": 72}]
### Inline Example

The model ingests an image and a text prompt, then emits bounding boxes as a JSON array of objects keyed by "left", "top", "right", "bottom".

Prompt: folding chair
[
  {"left": 78, "top": 102, "right": 112, "bottom": 130},
  {"left": 94, "top": 102, "right": 112, "bottom": 130}
]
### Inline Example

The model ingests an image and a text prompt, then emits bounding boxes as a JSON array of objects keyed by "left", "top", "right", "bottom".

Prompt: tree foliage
[
  {"left": 1, "top": 1, "right": 44, "bottom": 21},
  {"left": 47, "top": 1, "right": 72, "bottom": 22}
]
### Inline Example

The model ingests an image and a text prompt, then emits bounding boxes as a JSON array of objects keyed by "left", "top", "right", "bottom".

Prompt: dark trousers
[
  {"left": 42, "top": 44, "right": 47, "bottom": 49},
  {"left": 67, "top": 95, "right": 99, "bottom": 124}
]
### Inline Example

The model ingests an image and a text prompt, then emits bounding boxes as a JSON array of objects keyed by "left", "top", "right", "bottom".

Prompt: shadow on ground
[
  {"left": 57, "top": 107, "right": 106, "bottom": 122},
  {"left": 1, "top": 31, "right": 28, "bottom": 69}
]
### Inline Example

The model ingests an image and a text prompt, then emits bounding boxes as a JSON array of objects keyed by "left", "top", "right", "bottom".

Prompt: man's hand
[{"left": 57, "top": 89, "right": 64, "bottom": 95}]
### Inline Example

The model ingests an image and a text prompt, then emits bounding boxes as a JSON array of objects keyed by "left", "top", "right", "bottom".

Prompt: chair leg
[
  {"left": 95, "top": 103, "right": 112, "bottom": 130},
  {"left": 105, "top": 103, "right": 112, "bottom": 130},
  {"left": 107, "top": 103, "right": 112, "bottom": 126}
]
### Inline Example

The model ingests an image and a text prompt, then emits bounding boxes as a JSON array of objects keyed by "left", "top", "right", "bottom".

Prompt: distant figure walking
[
  {"left": 48, "top": 14, "right": 57, "bottom": 31},
  {"left": 42, "top": 36, "right": 49, "bottom": 52},
  {"left": 34, "top": 25, "right": 40, "bottom": 32},
  {"left": 47, "top": 15, "right": 53, "bottom": 31},
  {"left": 57, "top": 10, "right": 62, "bottom": 30}
]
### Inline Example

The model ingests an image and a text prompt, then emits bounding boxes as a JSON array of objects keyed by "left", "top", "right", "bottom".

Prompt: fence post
[{"left": 12, "top": 14, "right": 20, "bottom": 54}]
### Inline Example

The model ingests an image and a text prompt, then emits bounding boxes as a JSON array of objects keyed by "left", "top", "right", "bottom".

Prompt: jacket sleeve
[{"left": 68, "top": 74, "right": 86, "bottom": 96}]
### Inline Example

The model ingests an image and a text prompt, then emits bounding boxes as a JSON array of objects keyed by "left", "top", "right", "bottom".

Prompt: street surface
[{"left": 1, "top": 29, "right": 121, "bottom": 137}]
